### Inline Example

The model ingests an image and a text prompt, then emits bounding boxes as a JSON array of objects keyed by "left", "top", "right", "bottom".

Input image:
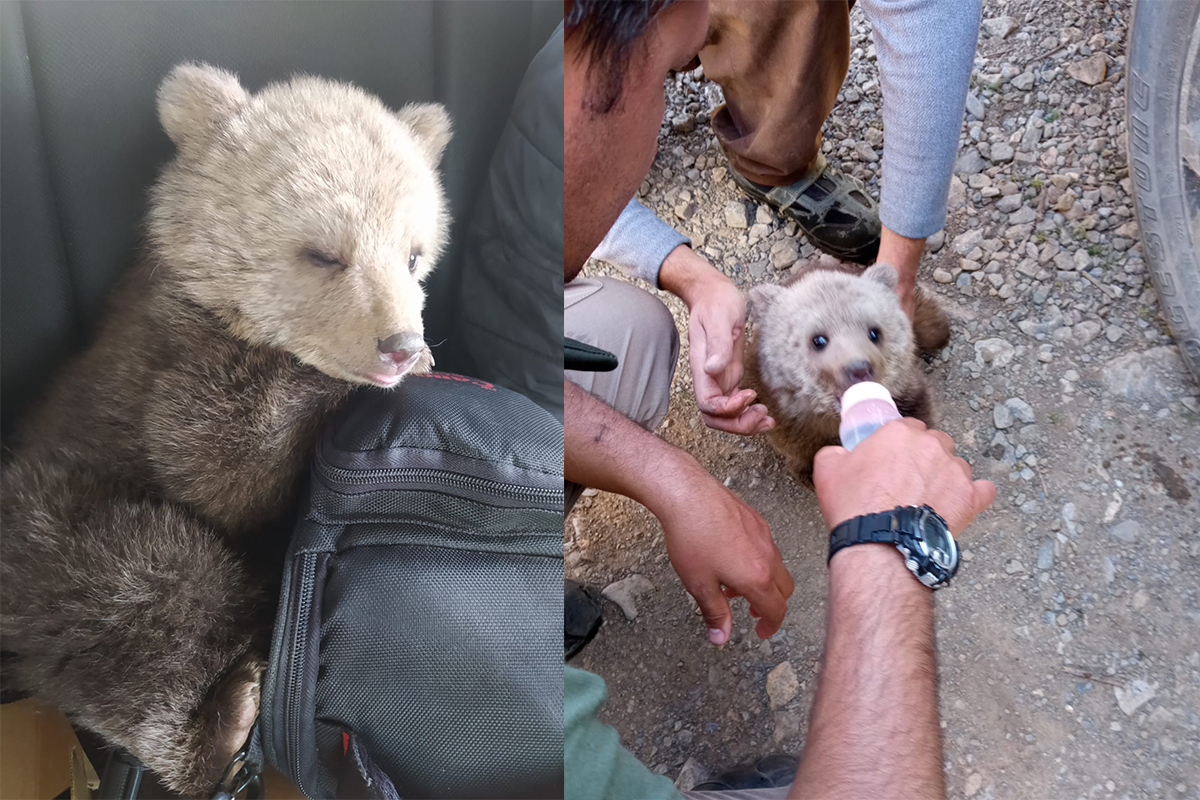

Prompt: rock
[
  {"left": 756, "top": 204, "right": 774, "bottom": 225},
  {"left": 975, "top": 337, "right": 1016, "bottom": 368},
  {"left": 982, "top": 15, "right": 1016, "bottom": 38},
  {"left": 1074, "top": 321, "right": 1102, "bottom": 345},
  {"left": 1068, "top": 54, "right": 1108, "bottom": 86},
  {"left": 772, "top": 710, "right": 802, "bottom": 744},
  {"left": 1108, "top": 520, "right": 1140, "bottom": 543},
  {"left": 724, "top": 200, "right": 750, "bottom": 229},
  {"left": 1004, "top": 559, "right": 1026, "bottom": 574},
  {"left": 1105, "top": 324, "right": 1124, "bottom": 343},
  {"left": 965, "top": 773, "right": 984, "bottom": 798},
  {"left": 854, "top": 141, "right": 880, "bottom": 163},
  {"left": 933, "top": 268, "right": 954, "bottom": 284},
  {"left": 1101, "top": 347, "right": 1186, "bottom": 402},
  {"left": 1011, "top": 72, "right": 1036, "bottom": 92},
  {"left": 953, "top": 229, "right": 985, "bottom": 255},
  {"left": 672, "top": 113, "right": 696, "bottom": 134},
  {"left": 948, "top": 175, "right": 967, "bottom": 210},
  {"left": 766, "top": 661, "right": 800, "bottom": 709},
  {"left": 1115, "top": 679, "right": 1157, "bottom": 716},
  {"left": 955, "top": 148, "right": 987, "bottom": 175},
  {"left": 769, "top": 239, "right": 800, "bottom": 269},
  {"left": 1005, "top": 398, "right": 1035, "bottom": 423},
  {"left": 991, "top": 142, "right": 1015, "bottom": 163},
  {"left": 925, "top": 230, "right": 946, "bottom": 252},
  {"left": 965, "top": 92, "right": 985, "bottom": 120},
  {"left": 1133, "top": 589, "right": 1150, "bottom": 610},
  {"left": 1037, "top": 541, "right": 1055, "bottom": 570},
  {"left": 1008, "top": 206, "right": 1037, "bottom": 224},
  {"left": 996, "top": 194, "right": 1023, "bottom": 213},
  {"left": 993, "top": 403, "right": 1014, "bottom": 430},
  {"left": 675, "top": 758, "right": 712, "bottom": 792},
  {"left": 602, "top": 574, "right": 655, "bottom": 620}
]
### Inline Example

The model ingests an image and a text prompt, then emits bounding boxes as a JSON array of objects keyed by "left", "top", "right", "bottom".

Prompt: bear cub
[
  {"left": 744, "top": 261, "right": 949, "bottom": 485},
  {"left": 0, "top": 64, "right": 451, "bottom": 794}
]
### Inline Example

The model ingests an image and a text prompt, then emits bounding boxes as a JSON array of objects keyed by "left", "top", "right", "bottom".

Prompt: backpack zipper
[
  {"left": 317, "top": 459, "right": 563, "bottom": 507},
  {"left": 286, "top": 551, "right": 318, "bottom": 796}
]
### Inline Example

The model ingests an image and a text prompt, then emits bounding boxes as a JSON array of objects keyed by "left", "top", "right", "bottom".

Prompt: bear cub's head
[
  {"left": 148, "top": 63, "right": 451, "bottom": 388},
  {"left": 750, "top": 264, "right": 915, "bottom": 414}
]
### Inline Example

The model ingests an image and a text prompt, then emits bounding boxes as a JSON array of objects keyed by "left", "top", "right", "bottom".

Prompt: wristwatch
[{"left": 828, "top": 505, "right": 959, "bottom": 589}]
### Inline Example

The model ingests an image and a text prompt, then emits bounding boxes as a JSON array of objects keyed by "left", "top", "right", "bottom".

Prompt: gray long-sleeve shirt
[{"left": 593, "top": 2, "right": 982, "bottom": 285}]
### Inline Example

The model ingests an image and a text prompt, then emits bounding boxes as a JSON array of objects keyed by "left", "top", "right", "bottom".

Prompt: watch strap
[{"left": 828, "top": 507, "right": 906, "bottom": 564}]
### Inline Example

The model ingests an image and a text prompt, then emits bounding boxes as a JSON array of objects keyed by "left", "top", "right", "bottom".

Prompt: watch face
[
  {"left": 921, "top": 509, "right": 958, "bottom": 572},
  {"left": 899, "top": 507, "right": 957, "bottom": 588}
]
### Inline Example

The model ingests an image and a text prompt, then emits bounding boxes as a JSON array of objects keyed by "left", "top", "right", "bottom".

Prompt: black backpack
[{"left": 258, "top": 372, "right": 564, "bottom": 799}]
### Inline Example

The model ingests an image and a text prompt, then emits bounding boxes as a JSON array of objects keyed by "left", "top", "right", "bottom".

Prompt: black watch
[{"left": 828, "top": 505, "right": 959, "bottom": 589}]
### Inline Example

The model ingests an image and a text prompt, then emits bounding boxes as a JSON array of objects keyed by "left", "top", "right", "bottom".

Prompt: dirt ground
[{"left": 567, "top": 2, "right": 1200, "bottom": 798}]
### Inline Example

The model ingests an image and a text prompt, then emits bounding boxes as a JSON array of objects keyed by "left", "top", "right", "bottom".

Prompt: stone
[
  {"left": 996, "top": 194, "right": 1023, "bottom": 213},
  {"left": 724, "top": 200, "right": 750, "bottom": 229},
  {"left": 854, "top": 141, "right": 880, "bottom": 163},
  {"left": 675, "top": 758, "right": 712, "bottom": 792},
  {"left": 1011, "top": 72, "right": 1036, "bottom": 92},
  {"left": 602, "top": 574, "right": 655, "bottom": 620},
  {"left": 975, "top": 337, "right": 1016, "bottom": 367},
  {"left": 933, "top": 268, "right": 954, "bottom": 284},
  {"left": 1108, "top": 520, "right": 1140, "bottom": 543},
  {"left": 955, "top": 148, "right": 987, "bottom": 175},
  {"left": 1101, "top": 347, "right": 1186, "bottom": 402},
  {"left": 672, "top": 113, "right": 696, "bottom": 134},
  {"left": 1114, "top": 679, "right": 1157, "bottom": 716},
  {"left": 965, "top": 92, "right": 985, "bottom": 120},
  {"left": 993, "top": 403, "right": 1014, "bottom": 430},
  {"left": 948, "top": 175, "right": 967, "bottom": 210},
  {"left": 953, "top": 229, "right": 985, "bottom": 255},
  {"left": 925, "top": 230, "right": 946, "bottom": 252},
  {"left": 1105, "top": 324, "right": 1124, "bottom": 343},
  {"left": 991, "top": 142, "right": 1015, "bottom": 163},
  {"left": 1068, "top": 54, "right": 1108, "bottom": 86},
  {"left": 766, "top": 661, "right": 800, "bottom": 709},
  {"left": 770, "top": 239, "right": 800, "bottom": 269},
  {"left": 772, "top": 710, "right": 802, "bottom": 744},
  {"left": 1074, "top": 320, "right": 1103, "bottom": 345},
  {"left": 1005, "top": 398, "right": 1035, "bottom": 423},
  {"left": 1037, "top": 541, "right": 1055, "bottom": 570},
  {"left": 982, "top": 15, "right": 1016, "bottom": 38},
  {"left": 1008, "top": 206, "right": 1037, "bottom": 224},
  {"left": 1004, "top": 559, "right": 1026, "bottom": 574},
  {"left": 965, "top": 773, "right": 984, "bottom": 798}
]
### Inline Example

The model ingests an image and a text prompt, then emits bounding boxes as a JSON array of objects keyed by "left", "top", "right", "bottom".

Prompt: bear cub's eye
[
  {"left": 811, "top": 334, "right": 829, "bottom": 351},
  {"left": 305, "top": 248, "right": 345, "bottom": 270},
  {"left": 408, "top": 249, "right": 422, "bottom": 275},
  {"left": 868, "top": 327, "right": 882, "bottom": 344}
]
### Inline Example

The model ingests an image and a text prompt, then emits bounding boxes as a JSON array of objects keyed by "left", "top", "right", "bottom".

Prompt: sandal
[
  {"left": 730, "top": 152, "right": 881, "bottom": 265},
  {"left": 564, "top": 580, "right": 603, "bottom": 660}
]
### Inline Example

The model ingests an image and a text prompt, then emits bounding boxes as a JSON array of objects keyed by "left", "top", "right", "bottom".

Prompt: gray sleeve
[
  {"left": 862, "top": 0, "right": 982, "bottom": 239},
  {"left": 591, "top": 199, "right": 691, "bottom": 288}
]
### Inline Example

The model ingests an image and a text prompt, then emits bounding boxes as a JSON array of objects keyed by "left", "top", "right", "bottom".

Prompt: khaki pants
[
  {"left": 563, "top": 277, "right": 679, "bottom": 514},
  {"left": 702, "top": 0, "right": 853, "bottom": 186}
]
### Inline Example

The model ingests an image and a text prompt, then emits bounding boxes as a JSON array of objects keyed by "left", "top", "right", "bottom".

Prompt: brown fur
[
  {"left": 744, "top": 260, "right": 947, "bottom": 485},
  {"left": 0, "top": 63, "right": 449, "bottom": 794}
]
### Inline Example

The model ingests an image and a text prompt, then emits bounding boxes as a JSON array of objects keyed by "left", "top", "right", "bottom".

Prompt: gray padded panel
[{"left": 0, "top": 0, "right": 561, "bottom": 437}]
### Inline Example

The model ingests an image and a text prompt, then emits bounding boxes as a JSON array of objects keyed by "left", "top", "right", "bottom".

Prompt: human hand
[
  {"left": 659, "top": 245, "right": 773, "bottom": 435},
  {"left": 813, "top": 418, "right": 996, "bottom": 535},
  {"left": 648, "top": 453, "right": 795, "bottom": 645}
]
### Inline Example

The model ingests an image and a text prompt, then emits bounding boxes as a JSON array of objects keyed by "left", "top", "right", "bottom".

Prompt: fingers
[
  {"left": 972, "top": 479, "right": 997, "bottom": 513},
  {"left": 742, "top": 581, "right": 788, "bottom": 639},
  {"left": 700, "top": 403, "right": 773, "bottom": 435},
  {"left": 928, "top": 428, "right": 956, "bottom": 455},
  {"left": 691, "top": 582, "right": 734, "bottom": 646},
  {"left": 697, "top": 387, "right": 757, "bottom": 417}
]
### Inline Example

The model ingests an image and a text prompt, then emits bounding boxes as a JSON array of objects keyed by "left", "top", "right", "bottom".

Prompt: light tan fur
[
  {"left": 1, "top": 63, "right": 452, "bottom": 794},
  {"left": 744, "top": 262, "right": 944, "bottom": 485}
]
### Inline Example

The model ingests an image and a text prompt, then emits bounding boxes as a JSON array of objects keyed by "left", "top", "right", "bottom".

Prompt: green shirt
[{"left": 565, "top": 666, "right": 684, "bottom": 800}]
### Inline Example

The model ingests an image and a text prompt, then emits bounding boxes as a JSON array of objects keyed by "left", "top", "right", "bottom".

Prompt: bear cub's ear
[
  {"left": 748, "top": 283, "right": 784, "bottom": 313},
  {"left": 396, "top": 103, "right": 453, "bottom": 164},
  {"left": 862, "top": 263, "right": 899, "bottom": 289},
  {"left": 157, "top": 63, "right": 248, "bottom": 147}
]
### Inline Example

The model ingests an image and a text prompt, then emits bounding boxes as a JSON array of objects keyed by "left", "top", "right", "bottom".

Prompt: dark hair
[{"left": 565, "top": 0, "right": 678, "bottom": 113}]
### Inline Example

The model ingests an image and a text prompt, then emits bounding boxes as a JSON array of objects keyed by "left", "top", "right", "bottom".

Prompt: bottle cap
[{"left": 840, "top": 381, "right": 897, "bottom": 412}]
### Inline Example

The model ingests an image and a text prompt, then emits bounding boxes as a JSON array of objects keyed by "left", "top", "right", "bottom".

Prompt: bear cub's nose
[
  {"left": 843, "top": 360, "right": 874, "bottom": 384},
  {"left": 376, "top": 331, "right": 425, "bottom": 367}
]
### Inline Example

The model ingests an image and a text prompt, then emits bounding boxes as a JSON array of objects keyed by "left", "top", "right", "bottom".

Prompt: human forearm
[
  {"left": 878, "top": 226, "right": 925, "bottom": 317},
  {"left": 564, "top": 378, "right": 695, "bottom": 508},
  {"left": 790, "top": 543, "right": 942, "bottom": 799}
]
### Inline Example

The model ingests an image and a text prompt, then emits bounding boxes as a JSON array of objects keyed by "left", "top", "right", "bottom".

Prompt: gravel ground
[{"left": 568, "top": 2, "right": 1200, "bottom": 798}]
